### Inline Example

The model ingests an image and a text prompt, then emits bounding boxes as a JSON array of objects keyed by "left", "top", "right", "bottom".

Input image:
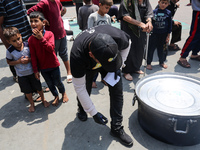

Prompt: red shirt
[
  {"left": 29, "top": 31, "right": 60, "bottom": 73},
  {"left": 27, "top": 0, "right": 66, "bottom": 40}
]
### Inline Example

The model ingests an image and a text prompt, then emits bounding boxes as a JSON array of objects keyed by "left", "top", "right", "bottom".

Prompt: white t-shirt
[{"left": 87, "top": 11, "right": 111, "bottom": 28}]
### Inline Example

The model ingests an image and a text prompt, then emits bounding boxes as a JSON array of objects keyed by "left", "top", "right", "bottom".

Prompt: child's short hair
[
  {"left": 29, "top": 11, "right": 46, "bottom": 21},
  {"left": 159, "top": 0, "right": 170, "bottom": 3},
  {"left": 3, "top": 27, "right": 20, "bottom": 40},
  {"left": 99, "top": 0, "right": 113, "bottom": 6}
]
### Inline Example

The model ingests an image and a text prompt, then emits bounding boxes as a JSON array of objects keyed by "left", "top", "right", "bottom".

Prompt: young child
[
  {"left": 78, "top": 0, "right": 99, "bottom": 31},
  {"left": 28, "top": 11, "right": 69, "bottom": 106},
  {"left": 146, "top": 0, "right": 172, "bottom": 70},
  {"left": 167, "top": 0, "right": 182, "bottom": 51},
  {"left": 87, "top": 0, "right": 113, "bottom": 88},
  {"left": 4, "top": 27, "right": 50, "bottom": 112},
  {"left": 87, "top": 0, "right": 112, "bottom": 28},
  {"left": 27, "top": 0, "right": 72, "bottom": 83}
]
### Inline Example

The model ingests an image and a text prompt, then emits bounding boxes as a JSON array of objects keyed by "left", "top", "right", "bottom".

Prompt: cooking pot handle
[
  {"left": 169, "top": 118, "right": 197, "bottom": 134},
  {"left": 133, "top": 90, "right": 138, "bottom": 106}
]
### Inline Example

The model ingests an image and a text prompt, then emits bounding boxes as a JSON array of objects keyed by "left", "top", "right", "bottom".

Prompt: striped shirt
[{"left": 0, "top": 0, "right": 32, "bottom": 41}]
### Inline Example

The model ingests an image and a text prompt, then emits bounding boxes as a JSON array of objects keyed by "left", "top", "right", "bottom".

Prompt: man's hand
[
  {"left": 146, "top": 21, "right": 153, "bottom": 33},
  {"left": 93, "top": 112, "right": 108, "bottom": 125}
]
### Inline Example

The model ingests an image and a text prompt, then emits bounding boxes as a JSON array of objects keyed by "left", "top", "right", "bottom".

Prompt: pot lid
[{"left": 135, "top": 73, "right": 200, "bottom": 116}]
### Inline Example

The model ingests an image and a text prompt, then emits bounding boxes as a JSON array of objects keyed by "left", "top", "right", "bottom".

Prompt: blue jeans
[{"left": 41, "top": 67, "right": 65, "bottom": 97}]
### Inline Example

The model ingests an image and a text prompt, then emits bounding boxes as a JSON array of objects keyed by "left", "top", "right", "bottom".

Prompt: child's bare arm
[
  {"left": 34, "top": 72, "right": 40, "bottom": 80},
  {"left": 7, "top": 57, "right": 22, "bottom": 66}
]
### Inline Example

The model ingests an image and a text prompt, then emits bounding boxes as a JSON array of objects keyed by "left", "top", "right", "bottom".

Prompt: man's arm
[
  {"left": 27, "top": 1, "right": 44, "bottom": 15},
  {"left": 123, "top": 16, "right": 148, "bottom": 32},
  {"left": 72, "top": 75, "right": 108, "bottom": 124},
  {"left": 0, "top": 16, "right": 10, "bottom": 49},
  {"left": 72, "top": 75, "right": 98, "bottom": 116},
  {"left": 120, "top": 39, "right": 131, "bottom": 69}
]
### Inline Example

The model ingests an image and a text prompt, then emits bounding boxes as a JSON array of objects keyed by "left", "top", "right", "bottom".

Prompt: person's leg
[
  {"left": 108, "top": 73, "right": 123, "bottom": 130},
  {"left": 108, "top": 70, "right": 133, "bottom": 146},
  {"left": 147, "top": 33, "right": 157, "bottom": 70},
  {"left": 29, "top": 73, "right": 50, "bottom": 108},
  {"left": 9, "top": 65, "right": 17, "bottom": 82},
  {"left": 169, "top": 24, "right": 182, "bottom": 50},
  {"left": 181, "top": 11, "right": 200, "bottom": 58},
  {"left": 18, "top": 75, "right": 35, "bottom": 112},
  {"left": 123, "top": 31, "right": 146, "bottom": 74},
  {"left": 134, "top": 31, "right": 146, "bottom": 72},
  {"left": 157, "top": 33, "right": 168, "bottom": 68},
  {"left": 55, "top": 37, "right": 72, "bottom": 83},
  {"left": 41, "top": 70, "right": 59, "bottom": 106},
  {"left": 171, "top": 24, "right": 182, "bottom": 45},
  {"left": 37, "top": 90, "right": 50, "bottom": 107},
  {"left": 75, "top": 3, "right": 83, "bottom": 20},
  {"left": 50, "top": 67, "right": 69, "bottom": 103},
  {"left": 25, "top": 93, "right": 35, "bottom": 112},
  {"left": 179, "top": 11, "right": 200, "bottom": 67}
]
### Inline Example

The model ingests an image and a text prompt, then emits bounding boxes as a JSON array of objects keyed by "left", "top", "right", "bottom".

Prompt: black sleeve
[
  {"left": 70, "top": 47, "right": 87, "bottom": 78},
  {"left": 118, "top": 2, "right": 130, "bottom": 21}
]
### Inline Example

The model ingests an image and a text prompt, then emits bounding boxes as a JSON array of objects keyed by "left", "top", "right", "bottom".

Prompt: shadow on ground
[
  {"left": 0, "top": 95, "right": 62, "bottom": 128},
  {"left": 62, "top": 117, "right": 114, "bottom": 150}
]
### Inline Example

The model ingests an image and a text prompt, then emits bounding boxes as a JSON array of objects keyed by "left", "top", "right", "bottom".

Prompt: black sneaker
[
  {"left": 77, "top": 108, "right": 88, "bottom": 121},
  {"left": 110, "top": 127, "right": 133, "bottom": 146}
]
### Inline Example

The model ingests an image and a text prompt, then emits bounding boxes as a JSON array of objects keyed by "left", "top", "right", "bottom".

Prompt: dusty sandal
[
  {"left": 190, "top": 55, "right": 200, "bottom": 61},
  {"left": 146, "top": 65, "right": 152, "bottom": 70},
  {"left": 123, "top": 73, "right": 133, "bottom": 81},
  {"left": 177, "top": 60, "right": 191, "bottom": 68}
]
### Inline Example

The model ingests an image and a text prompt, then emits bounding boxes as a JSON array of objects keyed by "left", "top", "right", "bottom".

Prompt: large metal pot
[{"left": 134, "top": 72, "right": 200, "bottom": 146}]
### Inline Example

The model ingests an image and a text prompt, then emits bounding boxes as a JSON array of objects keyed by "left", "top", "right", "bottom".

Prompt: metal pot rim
[{"left": 135, "top": 72, "right": 200, "bottom": 116}]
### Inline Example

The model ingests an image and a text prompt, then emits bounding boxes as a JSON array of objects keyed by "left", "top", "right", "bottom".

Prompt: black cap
[{"left": 90, "top": 33, "right": 122, "bottom": 72}]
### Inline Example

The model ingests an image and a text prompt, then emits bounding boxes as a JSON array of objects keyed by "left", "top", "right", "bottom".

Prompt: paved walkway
[{"left": 0, "top": 1, "right": 200, "bottom": 150}]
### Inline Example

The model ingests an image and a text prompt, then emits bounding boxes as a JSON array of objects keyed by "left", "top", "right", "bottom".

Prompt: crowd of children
[{"left": 1, "top": 0, "right": 200, "bottom": 111}]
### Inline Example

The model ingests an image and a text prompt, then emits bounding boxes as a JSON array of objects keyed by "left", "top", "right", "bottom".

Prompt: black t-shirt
[{"left": 70, "top": 25, "right": 130, "bottom": 78}]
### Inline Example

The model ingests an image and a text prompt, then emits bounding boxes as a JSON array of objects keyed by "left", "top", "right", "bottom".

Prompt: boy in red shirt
[
  {"left": 28, "top": 11, "right": 69, "bottom": 106},
  {"left": 27, "top": 0, "right": 72, "bottom": 83}
]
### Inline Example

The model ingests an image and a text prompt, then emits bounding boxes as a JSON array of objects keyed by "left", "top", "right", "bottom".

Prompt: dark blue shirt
[
  {"left": 0, "top": 0, "right": 32, "bottom": 41},
  {"left": 152, "top": 8, "right": 172, "bottom": 34}
]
